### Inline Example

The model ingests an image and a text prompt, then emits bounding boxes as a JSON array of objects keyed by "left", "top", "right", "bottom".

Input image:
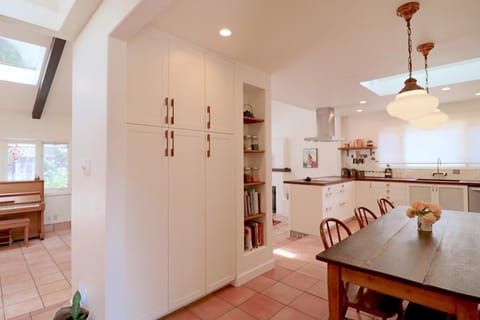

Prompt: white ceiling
[{"left": 150, "top": 0, "right": 480, "bottom": 115}]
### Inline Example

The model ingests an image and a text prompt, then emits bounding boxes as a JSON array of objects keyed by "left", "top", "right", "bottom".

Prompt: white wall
[{"left": 271, "top": 100, "right": 340, "bottom": 215}]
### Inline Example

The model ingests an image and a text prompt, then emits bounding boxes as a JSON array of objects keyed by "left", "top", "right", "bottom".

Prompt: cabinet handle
[
  {"left": 207, "top": 134, "right": 211, "bottom": 158},
  {"left": 164, "top": 97, "right": 169, "bottom": 124},
  {"left": 170, "top": 98, "right": 175, "bottom": 125},
  {"left": 164, "top": 130, "right": 169, "bottom": 157},
  {"left": 170, "top": 130, "right": 174, "bottom": 157},
  {"left": 207, "top": 105, "right": 211, "bottom": 129}
]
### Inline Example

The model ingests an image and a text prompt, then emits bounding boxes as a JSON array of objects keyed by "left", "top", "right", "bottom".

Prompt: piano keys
[{"left": 0, "top": 180, "right": 45, "bottom": 241}]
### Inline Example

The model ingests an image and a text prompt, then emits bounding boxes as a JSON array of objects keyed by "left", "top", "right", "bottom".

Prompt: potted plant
[{"left": 53, "top": 290, "right": 89, "bottom": 320}]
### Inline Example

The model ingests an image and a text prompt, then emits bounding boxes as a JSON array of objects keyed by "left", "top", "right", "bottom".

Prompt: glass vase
[{"left": 417, "top": 216, "right": 432, "bottom": 232}]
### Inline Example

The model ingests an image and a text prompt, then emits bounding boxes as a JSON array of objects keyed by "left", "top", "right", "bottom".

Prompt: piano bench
[{"left": 0, "top": 218, "right": 30, "bottom": 247}]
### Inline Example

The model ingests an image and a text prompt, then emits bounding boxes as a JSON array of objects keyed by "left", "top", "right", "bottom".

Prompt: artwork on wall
[{"left": 303, "top": 148, "right": 318, "bottom": 168}]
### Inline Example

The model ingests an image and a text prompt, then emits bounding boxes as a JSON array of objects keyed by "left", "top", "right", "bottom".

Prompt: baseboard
[
  {"left": 232, "top": 259, "right": 275, "bottom": 286},
  {"left": 44, "top": 221, "right": 71, "bottom": 232}
]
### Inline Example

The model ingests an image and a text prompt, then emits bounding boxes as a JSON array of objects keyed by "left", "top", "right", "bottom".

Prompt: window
[
  {"left": 0, "top": 36, "right": 46, "bottom": 85},
  {"left": 43, "top": 143, "right": 69, "bottom": 189},
  {"left": 7, "top": 143, "right": 36, "bottom": 181},
  {"left": 2, "top": 141, "right": 70, "bottom": 192}
]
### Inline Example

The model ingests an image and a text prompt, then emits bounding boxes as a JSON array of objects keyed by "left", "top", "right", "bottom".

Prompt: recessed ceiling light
[
  {"left": 219, "top": 28, "right": 232, "bottom": 37},
  {"left": 359, "top": 100, "right": 366, "bottom": 104},
  {"left": 475, "top": 92, "right": 480, "bottom": 96},
  {"left": 356, "top": 109, "right": 363, "bottom": 113},
  {"left": 441, "top": 87, "right": 451, "bottom": 91}
]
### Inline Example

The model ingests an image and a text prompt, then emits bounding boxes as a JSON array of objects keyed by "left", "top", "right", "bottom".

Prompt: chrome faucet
[{"left": 432, "top": 158, "right": 448, "bottom": 177}]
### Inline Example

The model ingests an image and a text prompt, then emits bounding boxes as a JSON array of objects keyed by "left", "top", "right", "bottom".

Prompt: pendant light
[
  {"left": 386, "top": 2, "right": 438, "bottom": 120},
  {"left": 409, "top": 43, "right": 448, "bottom": 130}
]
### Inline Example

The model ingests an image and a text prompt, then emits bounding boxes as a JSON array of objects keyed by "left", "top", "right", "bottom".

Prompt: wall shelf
[
  {"left": 244, "top": 150, "right": 265, "bottom": 154},
  {"left": 338, "top": 146, "right": 376, "bottom": 156},
  {"left": 243, "top": 116, "right": 264, "bottom": 124},
  {"left": 244, "top": 213, "right": 265, "bottom": 221},
  {"left": 244, "top": 181, "right": 265, "bottom": 187}
]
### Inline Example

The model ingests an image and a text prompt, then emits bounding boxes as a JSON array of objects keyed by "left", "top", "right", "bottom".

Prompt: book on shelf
[
  {"left": 244, "top": 221, "right": 264, "bottom": 250},
  {"left": 244, "top": 188, "right": 261, "bottom": 217}
]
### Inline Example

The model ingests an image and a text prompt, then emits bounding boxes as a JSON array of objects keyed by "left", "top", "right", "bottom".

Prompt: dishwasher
[{"left": 468, "top": 186, "right": 480, "bottom": 212}]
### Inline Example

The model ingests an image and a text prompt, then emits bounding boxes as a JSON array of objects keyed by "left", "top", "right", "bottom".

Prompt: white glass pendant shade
[
  {"left": 387, "top": 89, "right": 439, "bottom": 120},
  {"left": 409, "top": 109, "right": 449, "bottom": 130}
]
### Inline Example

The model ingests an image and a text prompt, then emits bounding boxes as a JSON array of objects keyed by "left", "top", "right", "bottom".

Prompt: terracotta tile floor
[
  {"left": 0, "top": 228, "right": 71, "bottom": 320},
  {"left": 162, "top": 216, "right": 392, "bottom": 320}
]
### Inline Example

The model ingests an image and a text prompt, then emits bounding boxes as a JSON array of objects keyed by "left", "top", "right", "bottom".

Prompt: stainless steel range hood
[{"left": 304, "top": 107, "right": 341, "bottom": 142}]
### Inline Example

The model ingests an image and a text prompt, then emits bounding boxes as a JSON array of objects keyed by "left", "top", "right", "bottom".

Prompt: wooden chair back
[
  {"left": 377, "top": 197, "right": 395, "bottom": 215},
  {"left": 354, "top": 206, "right": 378, "bottom": 229},
  {"left": 319, "top": 217, "right": 352, "bottom": 249}
]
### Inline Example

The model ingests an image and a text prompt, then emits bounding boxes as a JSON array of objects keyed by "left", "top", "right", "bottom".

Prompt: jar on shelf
[
  {"left": 244, "top": 135, "right": 252, "bottom": 151},
  {"left": 244, "top": 167, "right": 252, "bottom": 183},
  {"left": 251, "top": 167, "right": 260, "bottom": 182},
  {"left": 251, "top": 135, "right": 259, "bottom": 150}
]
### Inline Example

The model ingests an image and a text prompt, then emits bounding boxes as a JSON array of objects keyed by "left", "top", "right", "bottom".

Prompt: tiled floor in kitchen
[
  {"left": 0, "top": 217, "right": 387, "bottom": 320},
  {"left": 162, "top": 216, "right": 389, "bottom": 320},
  {"left": 0, "top": 225, "right": 71, "bottom": 320}
]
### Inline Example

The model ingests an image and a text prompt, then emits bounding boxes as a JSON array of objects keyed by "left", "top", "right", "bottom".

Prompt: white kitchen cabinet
[
  {"left": 127, "top": 27, "right": 168, "bottom": 127},
  {"left": 408, "top": 183, "right": 468, "bottom": 212},
  {"left": 169, "top": 37, "right": 205, "bottom": 131},
  {"left": 206, "top": 52, "right": 235, "bottom": 134},
  {"left": 205, "top": 133, "right": 235, "bottom": 293},
  {"left": 127, "top": 28, "right": 234, "bottom": 133},
  {"left": 355, "top": 181, "right": 407, "bottom": 215},
  {"left": 169, "top": 129, "right": 206, "bottom": 309},
  {"left": 126, "top": 26, "right": 237, "bottom": 317},
  {"left": 126, "top": 125, "right": 169, "bottom": 319}
]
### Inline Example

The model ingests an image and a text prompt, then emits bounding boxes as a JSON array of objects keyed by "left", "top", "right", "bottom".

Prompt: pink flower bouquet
[{"left": 406, "top": 200, "right": 442, "bottom": 226}]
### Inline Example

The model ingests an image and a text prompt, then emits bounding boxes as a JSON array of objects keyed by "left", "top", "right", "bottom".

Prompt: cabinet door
[
  {"left": 126, "top": 125, "right": 169, "bottom": 318},
  {"left": 169, "top": 129, "right": 206, "bottom": 309},
  {"left": 408, "top": 184, "right": 434, "bottom": 203},
  {"left": 169, "top": 38, "right": 205, "bottom": 131},
  {"left": 437, "top": 185, "right": 468, "bottom": 211},
  {"left": 127, "top": 28, "right": 168, "bottom": 126},
  {"left": 355, "top": 181, "right": 376, "bottom": 211},
  {"left": 205, "top": 53, "right": 235, "bottom": 133},
  {"left": 206, "top": 133, "right": 235, "bottom": 292}
]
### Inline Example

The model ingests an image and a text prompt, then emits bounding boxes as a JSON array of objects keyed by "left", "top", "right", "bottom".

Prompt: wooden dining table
[{"left": 316, "top": 206, "right": 480, "bottom": 320}]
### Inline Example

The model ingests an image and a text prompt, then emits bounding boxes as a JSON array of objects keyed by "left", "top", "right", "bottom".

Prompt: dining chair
[
  {"left": 354, "top": 206, "right": 378, "bottom": 229},
  {"left": 319, "top": 217, "right": 404, "bottom": 320},
  {"left": 378, "top": 197, "right": 395, "bottom": 215}
]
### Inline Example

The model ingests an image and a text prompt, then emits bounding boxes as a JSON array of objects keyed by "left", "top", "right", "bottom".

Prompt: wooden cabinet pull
[
  {"left": 164, "top": 97, "right": 169, "bottom": 124},
  {"left": 207, "top": 134, "right": 211, "bottom": 158},
  {"left": 170, "top": 130, "right": 174, "bottom": 157},
  {"left": 170, "top": 98, "right": 175, "bottom": 125},
  {"left": 164, "top": 130, "right": 169, "bottom": 157},
  {"left": 207, "top": 105, "right": 211, "bottom": 129}
]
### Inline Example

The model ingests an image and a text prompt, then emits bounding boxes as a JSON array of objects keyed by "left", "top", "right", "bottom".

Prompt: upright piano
[{"left": 0, "top": 180, "right": 45, "bottom": 241}]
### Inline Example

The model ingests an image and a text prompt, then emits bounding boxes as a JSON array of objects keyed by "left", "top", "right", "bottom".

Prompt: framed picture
[{"left": 303, "top": 148, "right": 318, "bottom": 168}]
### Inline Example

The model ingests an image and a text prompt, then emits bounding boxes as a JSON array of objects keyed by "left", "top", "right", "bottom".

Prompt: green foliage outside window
[{"left": 43, "top": 144, "right": 69, "bottom": 189}]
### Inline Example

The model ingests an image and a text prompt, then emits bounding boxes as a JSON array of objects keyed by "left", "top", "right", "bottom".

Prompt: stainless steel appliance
[{"left": 468, "top": 186, "right": 480, "bottom": 212}]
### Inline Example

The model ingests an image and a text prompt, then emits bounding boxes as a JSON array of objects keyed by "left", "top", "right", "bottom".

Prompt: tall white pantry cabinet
[{"left": 125, "top": 26, "right": 240, "bottom": 318}]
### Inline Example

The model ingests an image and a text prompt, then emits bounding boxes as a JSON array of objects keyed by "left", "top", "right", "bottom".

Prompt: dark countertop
[{"left": 284, "top": 176, "right": 480, "bottom": 187}]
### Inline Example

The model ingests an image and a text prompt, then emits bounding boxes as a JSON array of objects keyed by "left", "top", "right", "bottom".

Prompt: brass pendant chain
[
  {"left": 424, "top": 53, "right": 430, "bottom": 94},
  {"left": 406, "top": 19, "right": 413, "bottom": 79}
]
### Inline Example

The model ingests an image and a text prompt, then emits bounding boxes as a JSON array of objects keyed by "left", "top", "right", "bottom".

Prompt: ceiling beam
[{"left": 32, "top": 37, "right": 66, "bottom": 119}]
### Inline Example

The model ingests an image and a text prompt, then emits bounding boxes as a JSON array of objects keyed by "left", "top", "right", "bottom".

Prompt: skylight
[
  {"left": 361, "top": 58, "right": 480, "bottom": 96},
  {"left": 0, "top": 36, "right": 46, "bottom": 85}
]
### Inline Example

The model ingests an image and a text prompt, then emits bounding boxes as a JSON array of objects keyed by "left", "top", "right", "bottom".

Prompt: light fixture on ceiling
[
  {"left": 356, "top": 109, "right": 363, "bottom": 113},
  {"left": 409, "top": 42, "right": 448, "bottom": 130},
  {"left": 386, "top": 2, "right": 438, "bottom": 121},
  {"left": 476, "top": 92, "right": 480, "bottom": 96},
  {"left": 359, "top": 100, "right": 366, "bottom": 104},
  {"left": 219, "top": 28, "right": 232, "bottom": 37},
  {"left": 441, "top": 87, "right": 451, "bottom": 91}
]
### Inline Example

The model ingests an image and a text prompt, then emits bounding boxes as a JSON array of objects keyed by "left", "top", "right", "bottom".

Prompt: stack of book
[
  {"left": 244, "top": 221, "right": 263, "bottom": 250},
  {"left": 244, "top": 188, "right": 261, "bottom": 217}
]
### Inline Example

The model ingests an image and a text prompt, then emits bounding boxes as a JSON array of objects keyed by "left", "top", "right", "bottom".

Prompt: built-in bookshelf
[{"left": 243, "top": 83, "right": 267, "bottom": 253}]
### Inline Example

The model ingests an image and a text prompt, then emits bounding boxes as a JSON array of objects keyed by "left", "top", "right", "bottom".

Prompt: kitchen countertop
[{"left": 283, "top": 176, "right": 480, "bottom": 187}]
